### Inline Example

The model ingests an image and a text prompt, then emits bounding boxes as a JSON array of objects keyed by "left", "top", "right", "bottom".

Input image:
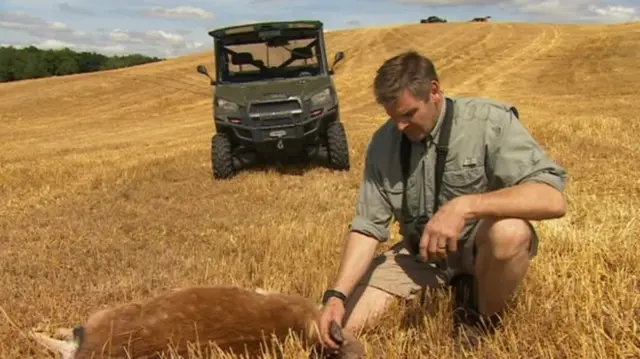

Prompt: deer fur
[{"left": 29, "top": 285, "right": 364, "bottom": 359}]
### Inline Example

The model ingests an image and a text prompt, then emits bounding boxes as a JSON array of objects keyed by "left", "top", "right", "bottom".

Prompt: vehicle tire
[
  {"left": 211, "top": 132, "right": 235, "bottom": 179},
  {"left": 326, "top": 121, "right": 350, "bottom": 171}
]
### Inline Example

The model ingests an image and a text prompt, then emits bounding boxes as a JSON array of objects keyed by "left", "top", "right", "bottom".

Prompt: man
[{"left": 318, "top": 50, "right": 568, "bottom": 352}]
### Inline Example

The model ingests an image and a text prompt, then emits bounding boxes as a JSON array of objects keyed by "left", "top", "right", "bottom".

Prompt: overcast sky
[{"left": 1, "top": 0, "right": 638, "bottom": 58}]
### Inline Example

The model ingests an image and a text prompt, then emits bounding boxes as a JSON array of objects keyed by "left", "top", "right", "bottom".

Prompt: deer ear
[
  {"left": 29, "top": 330, "right": 79, "bottom": 359},
  {"left": 54, "top": 327, "right": 75, "bottom": 340},
  {"left": 254, "top": 287, "right": 269, "bottom": 295},
  {"left": 254, "top": 287, "right": 279, "bottom": 295}
]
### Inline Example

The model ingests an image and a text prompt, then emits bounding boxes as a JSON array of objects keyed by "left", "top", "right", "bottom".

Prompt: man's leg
[
  {"left": 341, "top": 242, "right": 448, "bottom": 333},
  {"left": 451, "top": 217, "right": 538, "bottom": 350},
  {"left": 342, "top": 285, "right": 395, "bottom": 333},
  {"left": 473, "top": 218, "right": 537, "bottom": 317}
]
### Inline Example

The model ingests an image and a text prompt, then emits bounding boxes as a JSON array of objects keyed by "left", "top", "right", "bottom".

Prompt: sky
[{"left": 0, "top": 0, "right": 638, "bottom": 58}]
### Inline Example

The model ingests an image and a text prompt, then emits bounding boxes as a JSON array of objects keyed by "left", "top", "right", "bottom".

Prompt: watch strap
[{"left": 322, "top": 289, "right": 347, "bottom": 305}]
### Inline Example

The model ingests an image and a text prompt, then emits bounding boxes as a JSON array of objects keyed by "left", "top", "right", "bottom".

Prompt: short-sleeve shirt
[{"left": 350, "top": 95, "right": 568, "bottom": 245}]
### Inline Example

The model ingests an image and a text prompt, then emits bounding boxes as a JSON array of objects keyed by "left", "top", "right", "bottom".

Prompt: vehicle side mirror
[
  {"left": 330, "top": 51, "right": 344, "bottom": 75},
  {"left": 196, "top": 64, "right": 216, "bottom": 85},
  {"left": 197, "top": 64, "right": 209, "bottom": 75}
]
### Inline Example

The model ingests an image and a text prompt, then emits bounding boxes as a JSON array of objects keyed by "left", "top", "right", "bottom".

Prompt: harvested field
[{"left": 1, "top": 21, "right": 639, "bottom": 358}]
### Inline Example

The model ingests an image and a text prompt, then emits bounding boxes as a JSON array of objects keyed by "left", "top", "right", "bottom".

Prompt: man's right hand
[
  {"left": 319, "top": 297, "right": 346, "bottom": 352},
  {"left": 317, "top": 231, "right": 380, "bottom": 352}
]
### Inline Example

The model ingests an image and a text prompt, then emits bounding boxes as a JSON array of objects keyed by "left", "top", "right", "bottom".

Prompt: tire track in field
[
  {"left": 484, "top": 24, "right": 562, "bottom": 94},
  {"left": 379, "top": 23, "right": 472, "bottom": 59},
  {"left": 329, "top": 27, "right": 390, "bottom": 86},
  {"left": 428, "top": 23, "right": 506, "bottom": 76},
  {"left": 401, "top": 24, "right": 494, "bottom": 68},
  {"left": 330, "top": 27, "right": 389, "bottom": 113},
  {"left": 341, "top": 24, "right": 495, "bottom": 124},
  {"left": 340, "top": 24, "right": 489, "bottom": 142},
  {"left": 339, "top": 25, "right": 473, "bottom": 117},
  {"left": 451, "top": 24, "right": 561, "bottom": 94}
]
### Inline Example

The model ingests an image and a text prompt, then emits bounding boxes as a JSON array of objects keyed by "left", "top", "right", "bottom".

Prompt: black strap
[
  {"left": 322, "top": 289, "right": 347, "bottom": 305},
  {"left": 509, "top": 106, "right": 519, "bottom": 120},
  {"left": 433, "top": 97, "right": 455, "bottom": 213},
  {"left": 400, "top": 97, "right": 455, "bottom": 254}
]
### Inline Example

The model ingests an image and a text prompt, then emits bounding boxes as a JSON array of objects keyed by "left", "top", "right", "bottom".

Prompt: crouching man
[{"left": 317, "top": 50, "right": 568, "bottom": 352}]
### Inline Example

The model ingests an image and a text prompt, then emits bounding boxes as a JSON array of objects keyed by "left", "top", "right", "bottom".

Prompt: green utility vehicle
[{"left": 196, "top": 20, "right": 349, "bottom": 179}]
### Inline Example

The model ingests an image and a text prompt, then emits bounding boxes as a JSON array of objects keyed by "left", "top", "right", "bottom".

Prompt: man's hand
[
  {"left": 318, "top": 298, "right": 346, "bottom": 352},
  {"left": 418, "top": 196, "right": 472, "bottom": 262}
]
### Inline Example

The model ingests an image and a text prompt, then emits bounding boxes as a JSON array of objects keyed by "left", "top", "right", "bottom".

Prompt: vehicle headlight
[
  {"left": 216, "top": 98, "right": 239, "bottom": 112},
  {"left": 310, "top": 88, "right": 332, "bottom": 107}
]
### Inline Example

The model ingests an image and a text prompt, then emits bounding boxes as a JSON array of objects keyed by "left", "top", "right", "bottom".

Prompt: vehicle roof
[{"left": 208, "top": 20, "right": 323, "bottom": 38}]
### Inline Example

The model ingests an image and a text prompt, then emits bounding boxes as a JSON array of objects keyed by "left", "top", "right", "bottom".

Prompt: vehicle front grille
[
  {"left": 248, "top": 99, "right": 303, "bottom": 128},
  {"left": 255, "top": 117, "right": 295, "bottom": 127},
  {"left": 248, "top": 99, "right": 302, "bottom": 117}
]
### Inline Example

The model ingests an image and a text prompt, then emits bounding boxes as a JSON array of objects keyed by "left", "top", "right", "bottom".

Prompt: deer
[{"left": 28, "top": 285, "right": 365, "bottom": 359}]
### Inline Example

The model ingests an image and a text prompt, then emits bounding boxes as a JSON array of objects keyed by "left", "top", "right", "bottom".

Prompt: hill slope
[{"left": 1, "top": 22, "right": 639, "bottom": 358}]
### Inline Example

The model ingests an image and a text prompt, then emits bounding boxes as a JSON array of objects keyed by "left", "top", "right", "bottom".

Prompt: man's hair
[{"left": 373, "top": 50, "right": 439, "bottom": 105}]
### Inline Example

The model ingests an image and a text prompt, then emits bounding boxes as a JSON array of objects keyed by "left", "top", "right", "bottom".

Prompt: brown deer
[{"left": 29, "top": 285, "right": 365, "bottom": 359}]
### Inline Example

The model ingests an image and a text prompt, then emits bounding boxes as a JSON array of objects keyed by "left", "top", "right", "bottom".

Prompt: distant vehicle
[
  {"left": 420, "top": 16, "right": 447, "bottom": 23},
  {"left": 470, "top": 16, "right": 492, "bottom": 22}
]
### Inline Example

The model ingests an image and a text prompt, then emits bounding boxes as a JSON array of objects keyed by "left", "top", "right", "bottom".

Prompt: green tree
[{"left": 0, "top": 46, "right": 164, "bottom": 83}]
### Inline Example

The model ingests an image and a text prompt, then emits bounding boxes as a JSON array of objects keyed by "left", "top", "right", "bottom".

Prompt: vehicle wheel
[
  {"left": 326, "top": 121, "right": 350, "bottom": 171},
  {"left": 211, "top": 133, "right": 235, "bottom": 179}
]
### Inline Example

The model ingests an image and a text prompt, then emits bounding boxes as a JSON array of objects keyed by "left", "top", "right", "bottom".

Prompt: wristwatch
[{"left": 322, "top": 289, "right": 347, "bottom": 305}]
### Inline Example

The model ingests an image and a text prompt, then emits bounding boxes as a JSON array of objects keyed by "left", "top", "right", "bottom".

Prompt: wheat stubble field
[{"left": 1, "top": 21, "right": 639, "bottom": 358}]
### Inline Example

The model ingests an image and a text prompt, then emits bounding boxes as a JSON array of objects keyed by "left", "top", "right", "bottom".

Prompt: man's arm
[
  {"left": 465, "top": 106, "right": 568, "bottom": 221},
  {"left": 329, "top": 231, "right": 380, "bottom": 298},
  {"left": 464, "top": 182, "right": 566, "bottom": 221},
  {"left": 328, "top": 143, "right": 394, "bottom": 298}
]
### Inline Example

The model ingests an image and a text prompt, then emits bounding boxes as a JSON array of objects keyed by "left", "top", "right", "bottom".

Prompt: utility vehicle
[{"left": 196, "top": 20, "right": 349, "bottom": 179}]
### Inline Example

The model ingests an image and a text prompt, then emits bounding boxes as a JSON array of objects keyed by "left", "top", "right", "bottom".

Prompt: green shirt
[{"left": 350, "top": 95, "right": 568, "bottom": 245}]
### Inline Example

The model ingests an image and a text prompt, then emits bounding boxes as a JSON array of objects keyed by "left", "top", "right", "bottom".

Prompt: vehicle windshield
[{"left": 215, "top": 28, "right": 324, "bottom": 83}]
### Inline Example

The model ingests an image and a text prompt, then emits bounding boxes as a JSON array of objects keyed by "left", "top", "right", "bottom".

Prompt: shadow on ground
[{"left": 226, "top": 157, "right": 341, "bottom": 178}]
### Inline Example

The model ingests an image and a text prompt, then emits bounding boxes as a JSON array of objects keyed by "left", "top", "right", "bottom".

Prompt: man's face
[{"left": 383, "top": 84, "right": 442, "bottom": 142}]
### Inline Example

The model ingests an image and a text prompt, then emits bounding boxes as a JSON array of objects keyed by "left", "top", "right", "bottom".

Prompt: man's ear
[{"left": 430, "top": 80, "right": 441, "bottom": 98}]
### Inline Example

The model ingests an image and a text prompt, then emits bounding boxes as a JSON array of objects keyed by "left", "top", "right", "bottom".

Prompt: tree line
[{"left": 0, "top": 45, "right": 164, "bottom": 83}]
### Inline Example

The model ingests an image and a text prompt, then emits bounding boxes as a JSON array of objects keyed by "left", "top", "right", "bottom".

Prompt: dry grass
[{"left": 1, "top": 21, "right": 639, "bottom": 358}]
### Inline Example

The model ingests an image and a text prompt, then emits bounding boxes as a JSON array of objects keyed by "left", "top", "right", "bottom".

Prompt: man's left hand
[{"left": 418, "top": 196, "right": 473, "bottom": 262}]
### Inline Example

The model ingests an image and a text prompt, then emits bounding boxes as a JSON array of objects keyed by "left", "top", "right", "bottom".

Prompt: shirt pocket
[
  {"left": 440, "top": 165, "right": 488, "bottom": 201},
  {"left": 382, "top": 175, "right": 416, "bottom": 225},
  {"left": 383, "top": 178, "right": 406, "bottom": 212}
]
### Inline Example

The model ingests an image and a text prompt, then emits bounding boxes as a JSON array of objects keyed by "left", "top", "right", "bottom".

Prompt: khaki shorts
[{"left": 356, "top": 219, "right": 539, "bottom": 300}]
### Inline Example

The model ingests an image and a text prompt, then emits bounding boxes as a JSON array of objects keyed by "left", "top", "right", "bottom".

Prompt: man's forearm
[
  {"left": 465, "top": 182, "right": 567, "bottom": 221},
  {"left": 330, "top": 231, "right": 380, "bottom": 297}
]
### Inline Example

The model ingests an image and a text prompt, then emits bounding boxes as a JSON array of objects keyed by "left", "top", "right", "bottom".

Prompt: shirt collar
[{"left": 426, "top": 95, "right": 447, "bottom": 145}]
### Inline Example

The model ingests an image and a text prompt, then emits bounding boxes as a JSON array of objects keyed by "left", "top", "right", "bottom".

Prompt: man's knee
[
  {"left": 475, "top": 218, "right": 534, "bottom": 261},
  {"left": 343, "top": 284, "right": 396, "bottom": 331}
]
